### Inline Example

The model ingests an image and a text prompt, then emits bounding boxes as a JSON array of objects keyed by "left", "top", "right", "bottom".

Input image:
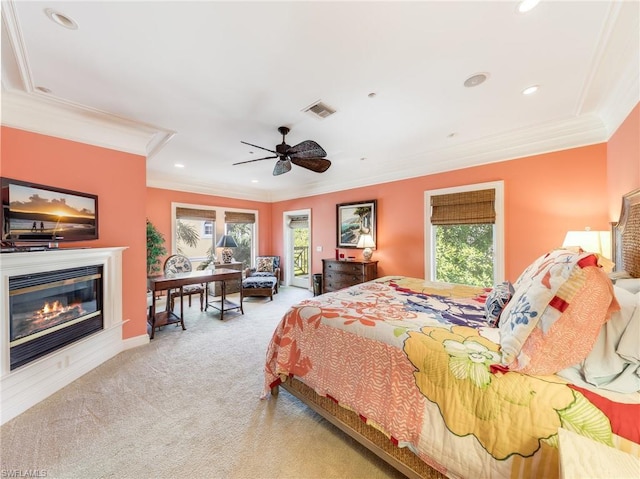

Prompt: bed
[{"left": 263, "top": 189, "right": 640, "bottom": 479}]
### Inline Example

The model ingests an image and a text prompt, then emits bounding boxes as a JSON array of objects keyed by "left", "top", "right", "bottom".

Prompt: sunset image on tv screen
[{"left": 8, "top": 184, "right": 96, "bottom": 240}]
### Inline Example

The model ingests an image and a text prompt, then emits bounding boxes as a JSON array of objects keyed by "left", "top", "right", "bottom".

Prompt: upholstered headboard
[{"left": 612, "top": 188, "right": 640, "bottom": 278}]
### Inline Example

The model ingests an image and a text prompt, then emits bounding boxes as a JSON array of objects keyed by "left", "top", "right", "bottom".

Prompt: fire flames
[
  {"left": 42, "top": 300, "right": 63, "bottom": 315},
  {"left": 35, "top": 300, "right": 84, "bottom": 322}
]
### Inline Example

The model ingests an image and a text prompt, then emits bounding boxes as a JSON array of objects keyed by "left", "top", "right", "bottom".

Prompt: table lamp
[
  {"left": 562, "top": 228, "right": 614, "bottom": 272},
  {"left": 562, "top": 228, "right": 609, "bottom": 258},
  {"left": 216, "top": 235, "right": 238, "bottom": 263},
  {"left": 357, "top": 233, "right": 376, "bottom": 261}
]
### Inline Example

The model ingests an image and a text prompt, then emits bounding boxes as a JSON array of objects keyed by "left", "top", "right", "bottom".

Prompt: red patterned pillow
[
  {"left": 513, "top": 266, "right": 619, "bottom": 374},
  {"left": 500, "top": 249, "right": 619, "bottom": 374}
]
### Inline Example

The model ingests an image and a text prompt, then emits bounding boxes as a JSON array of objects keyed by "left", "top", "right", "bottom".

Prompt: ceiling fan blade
[
  {"left": 240, "top": 141, "right": 281, "bottom": 156},
  {"left": 287, "top": 140, "right": 327, "bottom": 159},
  {"left": 273, "top": 158, "right": 292, "bottom": 176},
  {"left": 291, "top": 157, "right": 331, "bottom": 173},
  {"left": 232, "top": 155, "right": 278, "bottom": 165}
]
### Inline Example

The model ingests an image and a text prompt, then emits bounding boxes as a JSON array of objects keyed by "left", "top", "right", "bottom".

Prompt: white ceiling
[{"left": 2, "top": 1, "right": 638, "bottom": 202}]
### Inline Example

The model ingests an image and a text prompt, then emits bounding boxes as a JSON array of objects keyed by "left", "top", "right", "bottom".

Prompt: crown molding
[
  {"left": 1, "top": 90, "right": 175, "bottom": 157},
  {"left": 146, "top": 174, "right": 271, "bottom": 203},
  {"left": 599, "top": 57, "right": 640, "bottom": 138}
]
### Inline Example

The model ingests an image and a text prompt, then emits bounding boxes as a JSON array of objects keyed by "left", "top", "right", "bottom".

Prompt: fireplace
[
  {"left": 1, "top": 247, "right": 128, "bottom": 425},
  {"left": 9, "top": 265, "right": 103, "bottom": 370}
]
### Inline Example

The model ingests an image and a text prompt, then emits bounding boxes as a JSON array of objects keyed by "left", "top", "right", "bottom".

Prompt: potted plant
[
  {"left": 146, "top": 219, "right": 167, "bottom": 276},
  {"left": 146, "top": 219, "right": 167, "bottom": 310}
]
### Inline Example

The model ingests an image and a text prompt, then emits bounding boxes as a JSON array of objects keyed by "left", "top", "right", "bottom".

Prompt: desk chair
[{"left": 163, "top": 254, "right": 205, "bottom": 311}]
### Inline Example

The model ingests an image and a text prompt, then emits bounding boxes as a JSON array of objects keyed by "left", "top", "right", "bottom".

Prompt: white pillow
[
  {"left": 615, "top": 278, "right": 640, "bottom": 294},
  {"left": 575, "top": 286, "right": 640, "bottom": 393}
]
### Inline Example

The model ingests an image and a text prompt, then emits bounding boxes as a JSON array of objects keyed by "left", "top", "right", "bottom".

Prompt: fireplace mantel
[{"left": 0, "top": 247, "right": 127, "bottom": 425}]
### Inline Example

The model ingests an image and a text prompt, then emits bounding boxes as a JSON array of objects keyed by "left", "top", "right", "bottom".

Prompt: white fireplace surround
[{"left": 0, "top": 247, "right": 127, "bottom": 425}]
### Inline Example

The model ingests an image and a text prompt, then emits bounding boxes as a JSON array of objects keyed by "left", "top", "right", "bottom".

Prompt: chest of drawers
[{"left": 322, "top": 259, "right": 378, "bottom": 293}]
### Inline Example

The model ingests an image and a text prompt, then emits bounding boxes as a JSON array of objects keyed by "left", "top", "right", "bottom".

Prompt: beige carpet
[{"left": 0, "top": 286, "right": 406, "bottom": 479}]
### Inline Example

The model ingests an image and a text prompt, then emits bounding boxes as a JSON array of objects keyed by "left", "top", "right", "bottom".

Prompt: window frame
[
  {"left": 424, "top": 181, "right": 505, "bottom": 284},
  {"left": 171, "top": 202, "right": 258, "bottom": 265}
]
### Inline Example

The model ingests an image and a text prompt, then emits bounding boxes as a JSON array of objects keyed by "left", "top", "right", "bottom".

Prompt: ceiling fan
[{"left": 234, "top": 126, "right": 331, "bottom": 176}]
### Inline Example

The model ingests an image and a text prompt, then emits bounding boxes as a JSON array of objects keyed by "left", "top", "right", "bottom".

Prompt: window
[
  {"left": 224, "top": 211, "right": 255, "bottom": 270},
  {"left": 172, "top": 204, "right": 257, "bottom": 270},
  {"left": 203, "top": 221, "right": 213, "bottom": 237},
  {"left": 425, "top": 181, "right": 504, "bottom": 287}
]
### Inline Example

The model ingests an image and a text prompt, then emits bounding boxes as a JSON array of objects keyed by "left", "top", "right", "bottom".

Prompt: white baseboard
[{"left": 123, "top": 333, "right": 150, "bottom": 350}]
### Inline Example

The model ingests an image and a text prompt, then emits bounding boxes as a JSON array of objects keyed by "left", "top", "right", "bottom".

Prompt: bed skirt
[{"left": 274, "top": 376, "right": 446, "bottom": 479}]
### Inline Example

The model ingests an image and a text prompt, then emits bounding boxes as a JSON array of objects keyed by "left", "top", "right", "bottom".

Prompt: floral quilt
[{"left": 263, "top": 276, "right": 640, "bottom": 479}]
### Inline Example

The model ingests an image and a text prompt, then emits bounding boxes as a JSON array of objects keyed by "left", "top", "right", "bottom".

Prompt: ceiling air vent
[{"left": 303, "top": 101, "right": 336, "bottom": 119}]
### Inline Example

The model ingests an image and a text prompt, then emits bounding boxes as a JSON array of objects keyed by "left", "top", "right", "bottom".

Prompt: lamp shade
[
  {"left": 562, "top": 229, "right": 610, "bottom": 258},
  {"left": 356, "top": 234, "right": 375, "bottom": 249},
  {"left": 216, "top": 235, "right": 238, "bottom": 248}
]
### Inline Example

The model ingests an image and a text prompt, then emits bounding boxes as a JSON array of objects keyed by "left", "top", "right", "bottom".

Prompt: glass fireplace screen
[{"left": 9, "top": 265, "right": 103, "bottom": 369}]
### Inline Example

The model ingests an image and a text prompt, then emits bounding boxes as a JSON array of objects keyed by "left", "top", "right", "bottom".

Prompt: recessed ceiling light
[
  {"left": 522, "top": 85, "right": 540, "bottom": 95},
  {"left": 518, "top": 0, "right": 541, "bottom": 13},
  {"left": 44, "top": 8, "right": 78, "bottom": 30},
  {"left": 447, "top": 132, "right": 457, "bottom": 138},
  {"left": 368, "top": 92, "right": 377, "bottom": 98},
  {"left": 251, "top": 179, "right": 259, "bottom": 183},
  {"left": 464, "top": 73, "right": 489, "bottom": 88},
  {"left": 35, "top": 86, "right": 52, "bottom": 94},
  {"left": 174, "top": 163, "right": 185, "bottom": 168},
  {"left": 360, "top": 157, "right": 367, "bottom": 161}
]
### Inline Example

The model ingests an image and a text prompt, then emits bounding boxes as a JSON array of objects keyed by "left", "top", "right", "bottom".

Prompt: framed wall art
[{"left": 336, "top": 199, "right": 377, "bottom": 248}]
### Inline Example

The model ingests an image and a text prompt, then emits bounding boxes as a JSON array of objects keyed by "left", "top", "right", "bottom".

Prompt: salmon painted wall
[
  {"left": 146, "top": 187, "right": 272, "bottom": 265},
  {"left": 273, "top": 143, "right": 610, "bottom": 283},
  {"left": 607, "top": 103, "right": 640, "bottom": 220},
  {"left": 1, "top": 126, "right": 147, "bottom": 339}
]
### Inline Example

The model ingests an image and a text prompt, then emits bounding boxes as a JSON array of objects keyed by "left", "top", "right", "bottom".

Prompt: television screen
[{"left": 1, "top": 178, "right": 98, "bottom": 243}]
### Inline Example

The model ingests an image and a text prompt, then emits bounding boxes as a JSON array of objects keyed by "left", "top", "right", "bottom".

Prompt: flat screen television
[{"left": 1, "top": 177, "right": 98, "bottom": 244}]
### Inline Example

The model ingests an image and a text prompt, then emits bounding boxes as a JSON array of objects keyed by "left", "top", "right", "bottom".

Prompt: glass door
[{"left": 284, "top": 210, "right": 311, "bottom": 289}]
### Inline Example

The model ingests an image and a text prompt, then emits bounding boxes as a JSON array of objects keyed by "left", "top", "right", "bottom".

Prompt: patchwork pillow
[
  {"left": 500, "top": 249, "right": 619, "bottom": 374},
  {"left": 484, "top": 281, "right": 514, "bottom": 327},
  {"left": 256, "top": 257, "right": 274, "bottom": 273}
]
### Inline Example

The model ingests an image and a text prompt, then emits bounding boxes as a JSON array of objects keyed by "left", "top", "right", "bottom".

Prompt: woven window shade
[
  {"left": 431, "top": 189, "right": 496, "bottom": 225},
  {"left": 176, "top": 207, "right": 216, "bottom": 221},
  {"left": 288, "top": 215, "right": 309, "bottom": 229},
  {"left": 225, "top": 211, "right": 256, "bottom": 224}
]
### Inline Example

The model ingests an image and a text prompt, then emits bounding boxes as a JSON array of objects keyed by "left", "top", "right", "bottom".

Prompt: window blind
[
  {"left": 430, "top": 188, "right": 496, "bottom": 225},
  {"left": 175, "top": 207, "right": 216, "bottom": 221},
  {"left": 225, "top": 211, "right": 256, "bottom": 224},
  {"left": 288, "top": 215, "right": 309, "bottom": 229}
]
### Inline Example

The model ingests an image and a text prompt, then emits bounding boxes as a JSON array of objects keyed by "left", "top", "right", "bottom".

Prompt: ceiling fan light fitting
[{"left": 236, "top": 127, "right": 331, "bottom": 176}]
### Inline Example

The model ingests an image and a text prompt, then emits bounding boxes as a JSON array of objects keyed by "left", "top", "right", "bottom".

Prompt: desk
[{"left": 148, "top": 268, "right": 243, "bottom": 339}]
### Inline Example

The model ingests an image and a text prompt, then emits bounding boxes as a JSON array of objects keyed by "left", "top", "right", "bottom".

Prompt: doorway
[{"left": 283, "top": 209, "right": 311, "bottom": 290}]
